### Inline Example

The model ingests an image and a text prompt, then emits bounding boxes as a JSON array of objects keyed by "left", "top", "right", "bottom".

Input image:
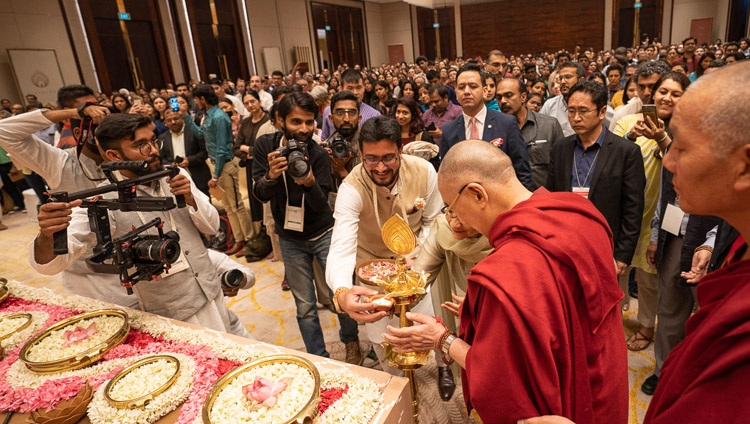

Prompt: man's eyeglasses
[
  {"left": 442, "top": 181, "right": 475, "bottom": 218},
  {"left": 556, "top": 74, "right": 578, "bottom": 82},
  {"left": 363, "top": 154, "right": 398, "bottom": 166},
  {"left": 566, "top": 108, "right": 598, "bottom": 117},
  {"left": 333, "top": 109, "right": 358, "bottom": 117},
  {"left": 137, "top": 139, "right": 163, "bottom": 156}
]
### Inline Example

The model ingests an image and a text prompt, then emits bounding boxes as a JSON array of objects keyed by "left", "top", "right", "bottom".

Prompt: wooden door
[
  {"left": 388, "top": 44, "right": 405, "bottom": 64},
  {"left": 690, "top": 18, "right": 714, "bottom": 45},
  {"left": 311, "top": 2, "right": 367, "bottom": 69},
  {"left": 186, "top": 0, "right": 248, "bottom": 81}
]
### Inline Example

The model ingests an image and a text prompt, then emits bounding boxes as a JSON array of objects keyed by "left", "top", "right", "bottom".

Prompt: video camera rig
[{"left": 47, "top": 161, "right": 186, "bottom": 294}]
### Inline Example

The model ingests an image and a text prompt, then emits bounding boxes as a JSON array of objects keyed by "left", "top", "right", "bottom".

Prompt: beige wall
[
  {"left": 365, "top": 2, "right": 386, "bottom": 66},
  {"left": 0, "top": 0, "right": 80, "bottom": 104},
  {"left": 670, "top": 0, "right": 729, "bottom": 44},
  {"left": 380, "top": 2, "right": 414, "bottom": 65}
]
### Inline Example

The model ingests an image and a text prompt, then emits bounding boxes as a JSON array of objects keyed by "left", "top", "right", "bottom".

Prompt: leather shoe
[
  {"left": 641, "top": 374, "right": 658, "bottom": 395},
  {"left": 437, "top": 366, "right": 456, "bottom": 401},
  {"left": 344, "top": 340, "right": 363, "bottom": 365},
  {"left": 225, "top": 241, "right": 245, "bottom": 256}
]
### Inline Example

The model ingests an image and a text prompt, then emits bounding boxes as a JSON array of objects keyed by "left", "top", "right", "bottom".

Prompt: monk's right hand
[
  {"left": 337, "top": 286, "right": 387, "bottom": 323},
  {"left": 37, "top": 200, "right": 82, "bottom": 240}
]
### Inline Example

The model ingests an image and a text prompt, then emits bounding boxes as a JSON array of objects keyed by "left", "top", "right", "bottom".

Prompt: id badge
[
  {"left": 572, "top": 186, "right": 590, "bottom": 199},
  {"left": 284, "top": 204, "right": 305, "bottom": 232},
  {"left": 662, "top": 203, "right": 685, "bottom": 236}
]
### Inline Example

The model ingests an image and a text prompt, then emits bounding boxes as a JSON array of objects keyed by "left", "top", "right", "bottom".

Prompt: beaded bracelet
[{"left": 694, "top": 245, "right": 714, "bottom": 255}]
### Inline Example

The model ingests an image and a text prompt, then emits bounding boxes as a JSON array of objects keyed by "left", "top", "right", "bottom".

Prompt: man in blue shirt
[{"left": 183, "top": 85, "right": 254, "bottom": 256}]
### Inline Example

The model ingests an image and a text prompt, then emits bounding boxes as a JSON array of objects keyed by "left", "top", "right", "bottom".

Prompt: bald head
[
  {"left": 683, "top": 61, "right": 750, "bottom": 158},
  {"left": 439, "top": 140, "right": 516, "bottom": 189}
]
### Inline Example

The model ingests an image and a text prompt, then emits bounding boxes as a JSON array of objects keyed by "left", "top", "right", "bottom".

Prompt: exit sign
[
  {"left": 634, "top": 3, "right": 642, "bottom": 8},
  {"left": 433, "top": 23, "right": 440, "bottom": 28},
  {"left": 118, "top": 12, "right": 131, "bottom": 20}
]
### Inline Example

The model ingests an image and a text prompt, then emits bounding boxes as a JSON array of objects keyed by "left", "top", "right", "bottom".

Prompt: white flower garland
[
  {"left": 4, "top": 281, "right": 263, "bottom": 363},
  {"left": 317, "top": 369, "right": 383, "bottom": 424},
  {"left": 24, "top": 316, "right": 125, "bottom": 362},
  {"left": 0, "top": 311, "right": 47, "bottom": 351},
  {"left": 87, "top": 353, "right": 196, "bottom": 424},
  {"left": 209, "top": 362, "right": 315, "bottom": 424}
]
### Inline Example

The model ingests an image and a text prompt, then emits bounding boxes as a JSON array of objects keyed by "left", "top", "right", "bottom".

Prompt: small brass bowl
[
  {"left": 202, "top": 354, "right": 321, "bottom": 424},
  {"left": 0, "top": 312, "right": 33, "bottom": 341},
  {"left": 0, "top": 282, "right": 9, "bottom": 304},
  {"left": 355, "top": 259, "right": 398, "bottom": 287},
  {"left": 19, "top": 309, "right": 130, "bottom": 374},
  {"left": 104, "top": 355, "right": 181, "bottom": 409}
]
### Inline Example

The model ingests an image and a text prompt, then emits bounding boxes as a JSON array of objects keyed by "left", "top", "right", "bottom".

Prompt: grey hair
[
  {"left": 688, "top": 61, "right": 750, "bottom": 158},
  {"left": 633, "top": 61, "right": 671, "bottom": 84}
]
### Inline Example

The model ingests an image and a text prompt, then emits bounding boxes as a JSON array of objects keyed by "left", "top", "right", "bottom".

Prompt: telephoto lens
[
  {"left": 132, "top": 231, "right": 181, "bottom": 264},
  {"left": 221, "top": 269, "right": 244, "bottom": 289}
]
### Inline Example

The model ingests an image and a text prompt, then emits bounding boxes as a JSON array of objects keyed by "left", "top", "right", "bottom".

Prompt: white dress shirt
[
  {"left": 463, "top": 105, "right": 488, "bottom": 140},
  {"left": 171, "top": 128, "right": 186, "bottom": 160}
]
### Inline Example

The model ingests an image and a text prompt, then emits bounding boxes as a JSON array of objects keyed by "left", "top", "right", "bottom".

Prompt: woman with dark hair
[
  {"left": 328, "top": 77, "right": 339, "bottom": 91},
  {"left": 416, "top": 83, "right": 430, "bottom": 112},
  {"left": 611, "top": 77, "right": 638, "bottom": 110},
  {"left": 612, "top": 72, "right": 691, "bottom": 350},
  {"left": 232, "top": 89, "right": 269, "bottom": 252},
  {"left": 586, "top": 72, "right": 607, "bottom": 86},
  {"left": 152, "top": 96, "right": 169, "bottom": 136},
  {"left": 363, "top": 76, "right": 377, "bottom": 105},
  {"left": 691, "top": 51, "right": 715, "bottom": 81},
  {"left": 392, "top": 97, "right": 439, "bottom": 169},
  {"left": 371, "top": 80, "right": 394, "bottom": 115},
  {"left": 398, "top": 79, "right": 417, "bottom": 99},
  {"left": 218, "top": 97, "right": 241, "bottom": 137},
  {"left": 670, "top": 62, "right": 689, "bottom": 76},
  {"left": 111, "top": 93, "right": 131, "bottom": 113}
]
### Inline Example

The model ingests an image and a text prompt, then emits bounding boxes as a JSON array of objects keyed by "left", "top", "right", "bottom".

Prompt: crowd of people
[{"left": 0, "top": 35, "right": 748, "bottom": 423}]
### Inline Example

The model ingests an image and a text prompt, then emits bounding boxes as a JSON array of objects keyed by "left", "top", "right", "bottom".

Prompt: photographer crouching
[
  {"left": 252, "top": 92, "right": 362, "bottom": 364},
  {"left": 30, "top": 113, "right": 251, "bottom": 337}
]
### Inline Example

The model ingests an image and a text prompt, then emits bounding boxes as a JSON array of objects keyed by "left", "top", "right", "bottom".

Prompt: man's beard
[
  {"left": 337, "top": 123, "right": 358, "bottom": 138},
  {"left": 367, "top": 167, "right": 399, "bottom": 188},
  {"left": 284, "top": 127, "right": 313, "bottom": 143}
]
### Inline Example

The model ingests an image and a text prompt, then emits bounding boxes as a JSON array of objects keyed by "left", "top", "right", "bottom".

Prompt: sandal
[{"left": 627, "top": 327, "right": 654, "bottom": 351}]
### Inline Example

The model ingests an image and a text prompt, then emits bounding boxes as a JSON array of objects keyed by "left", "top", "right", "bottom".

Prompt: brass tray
[
  {"left": 104, "top": 355, "right": 181, "bottom": 409},
  {"left": 0, "top": 312, "right": 33, "bottom": 341},
  {"left": 19, "top": 309, "right": 130, "bottom": 374},
  {"left": 202, "top": 354, "right": 321, "bottom": 424},
  {"left": 355, "top": 259, "right": 398, "bottom": 287}
]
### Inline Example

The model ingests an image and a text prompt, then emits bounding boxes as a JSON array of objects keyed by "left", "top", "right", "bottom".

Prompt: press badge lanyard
[
  {"left": 279, "top": 137, "right": 305, "bottom": 232},
  {"left": 572, "top": 148, "right": 600, "bottom": 199}
]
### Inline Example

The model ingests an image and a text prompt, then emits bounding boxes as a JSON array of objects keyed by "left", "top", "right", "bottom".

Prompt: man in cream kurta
[
  {"left": 30, "top": 113, "right": 247, "bottom": 336},
  {"left": 326, "top": 116, "right": 442, "bottom": 374}
]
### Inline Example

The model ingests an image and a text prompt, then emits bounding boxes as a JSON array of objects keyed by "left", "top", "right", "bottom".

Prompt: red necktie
[{"left": 469, "top": 116, "right": 479, "bottom": 140}]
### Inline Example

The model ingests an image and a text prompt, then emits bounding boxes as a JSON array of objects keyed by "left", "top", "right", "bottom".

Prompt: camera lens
[
  {"left": 287, "top": 151, "right": 309, "bottom": 178},
  {"left": 221, "top": 269, "right": 244, "bottom": 288},
  {"left": 331, "top": 140, "right": 348, "bottom": 158},
  {"left": 133, "top": 237, "right": 181, "bottom": 264}
]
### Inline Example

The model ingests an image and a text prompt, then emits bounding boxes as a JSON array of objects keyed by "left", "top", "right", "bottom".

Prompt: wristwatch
[
  {"left": 441, "top": 333, "right": 457, "bottom": 357},
  {"left": 77, "top": 102, "right": 97, "bottom": 118}
]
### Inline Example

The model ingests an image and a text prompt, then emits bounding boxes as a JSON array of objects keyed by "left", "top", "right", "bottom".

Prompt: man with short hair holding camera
[
  {"left": 252, "top": 92, "right": 362, "bottom": 364},
  {"left": 30, "top": 113, "right": 248, "bottom": 336},
  {"left": 323, "top": 91, "right": 361, "bottom": 206}
]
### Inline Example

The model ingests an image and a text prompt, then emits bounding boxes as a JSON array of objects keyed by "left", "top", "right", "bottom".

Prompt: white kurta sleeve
[{"left": 325, "top": 182, "right": 363, "bottom": 292}]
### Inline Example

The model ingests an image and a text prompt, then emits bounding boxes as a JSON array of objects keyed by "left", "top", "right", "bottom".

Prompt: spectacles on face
[
  {"left": 333, "top": 109, "right": 358, "bottom": 117},
  {"left": 441, "top": 181, "right": 474, "bottom": 218},
  {"left": 136, "top": 138, "right": 163, "bottom": 156},
  {"left": 556, "top": 74, "right": 577, "bottom": 82},
  {"left": 363, "top": 154, "right": 398, "bottom": 166},
  {"left": 566, "top": 107, "right": 598, "bottom": 118}
]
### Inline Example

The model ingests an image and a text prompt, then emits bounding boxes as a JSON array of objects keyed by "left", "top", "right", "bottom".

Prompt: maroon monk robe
[
  {"left": 459, "top": 188, "right": 628, "bottom": 424},
  {"left": 644, "top": 258, "right": 750, "bottom": 423}
]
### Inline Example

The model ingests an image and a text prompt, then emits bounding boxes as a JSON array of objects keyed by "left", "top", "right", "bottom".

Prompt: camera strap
[{"left": 134, "top": 182, "right": 190, "bottom": 275}]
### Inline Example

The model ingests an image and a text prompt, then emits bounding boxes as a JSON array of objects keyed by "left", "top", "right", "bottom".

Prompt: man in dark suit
[
  {"left": 547, "top": 80, "right": 645, "bottom": 276},
  {"left": 440, "top": 63, "right": 532, "bottom": 189},
  {"left": 160, "top": 109, "right": 211, "bottom": 196},
  {"left": 497, "top": 77, "right": 565, "bottom": 190}
]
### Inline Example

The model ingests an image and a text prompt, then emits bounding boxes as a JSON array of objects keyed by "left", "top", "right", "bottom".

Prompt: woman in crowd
[
  {"left": 218, "top": 97, "right": 241, "bottom": 137},
  {"left": 392, "top": 97, "right": 439, "bottom": 169},
  {"left": 665, "top": 46, "right": 680, "bottom": 65},
  {"left": 613, "top": 72, "right": 691, "bottom": 351},
  {"left": 482, "top": 72, "right": 500, "bottom": 111},
  {"left": 233, "top": 89, "right": 269, "bottom": 257},
  {"left": 417, "top": 83, "right": 430, "bottom": 112},
  {"left": 586, "top": 72, "right": 607, "bottom": 86},
  {"left": 691, "top": 51, "right": 715, "bottom": 81},
  {"left": 372, "top": 80, "right": 394, "bottom": 115},
  {"left": 671, "top": 62, "right": 689, "bottom": 76},
  {"left": 398, "top": 79, "right": 417, "bottom": 99},
  {"left": 611, "top": 77, "right": 638, "bottom": 110},
  {"left": 363, "top": 76, "right": 377, "bottom": 105},
  {"left": 530, "top": 80, "right": 547, "bottom": 99},
  {"left": 111, "top": 93, "right": 131, "bottom": 114},
  {"left": 151, "top": 96, "right": 169, "bottom": 136},
  {"left": 328, "top": 77, "right": 339, "bottom": 91}
]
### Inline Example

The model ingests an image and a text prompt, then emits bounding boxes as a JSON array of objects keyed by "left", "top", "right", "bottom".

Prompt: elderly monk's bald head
[
  {"left": 664, "top": 61, "right": 750, "bottom": 231},
  {"left": 438, "top": 140, "right": 532, "bottom": 237}
]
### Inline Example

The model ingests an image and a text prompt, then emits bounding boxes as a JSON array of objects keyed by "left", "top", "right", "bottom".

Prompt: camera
[
  {"left": 124, "top": 231, "right": 181, "bottom": 266},
  {"left": 277, "top": 139, "right": 310, "bottom": 179},
  {"left": 324, "top": 135, "right": 351, "bottom": 159}
]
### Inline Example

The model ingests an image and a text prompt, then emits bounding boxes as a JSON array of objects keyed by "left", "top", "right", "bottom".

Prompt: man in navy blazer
[
  {"left": 159, "top": 109, "right": 211, "bottom": 196},
  {"left": 440, "top": 63, "right": 532, "bottom": 189}
]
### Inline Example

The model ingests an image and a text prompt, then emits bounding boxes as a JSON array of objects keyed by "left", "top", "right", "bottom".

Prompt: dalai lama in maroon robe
[{"left": 384, "top": 140, "right": 628, "bottom": 424}]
